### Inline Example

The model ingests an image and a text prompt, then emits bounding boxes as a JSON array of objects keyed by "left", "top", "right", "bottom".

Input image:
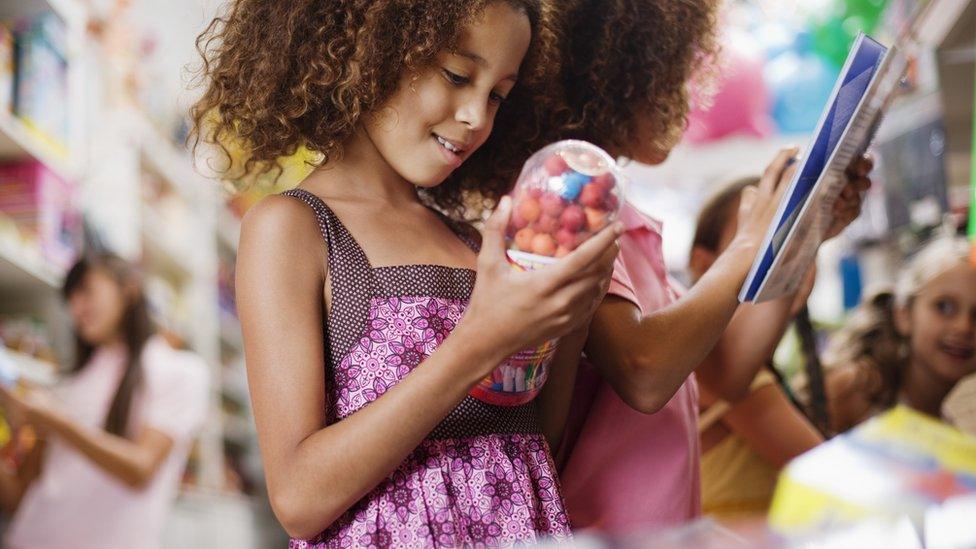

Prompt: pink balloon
[{"left": 685, "top": 44, "right": 774, "bottom": 144}]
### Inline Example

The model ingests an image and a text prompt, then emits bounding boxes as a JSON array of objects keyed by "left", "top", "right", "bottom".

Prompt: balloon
[
  {"left": 810, "top": 0, "right": 891, "bottom": 67},
  {"left": 685, "top": 43, "right": 775, "bottom": 144},
  {"left": 765, "top": 33, "right": 840, "bottom": 134}
]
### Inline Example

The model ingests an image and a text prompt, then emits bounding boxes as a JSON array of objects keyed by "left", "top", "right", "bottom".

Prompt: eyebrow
[{"left": 451, "top": 50, "right": 519, "bottom": 82}]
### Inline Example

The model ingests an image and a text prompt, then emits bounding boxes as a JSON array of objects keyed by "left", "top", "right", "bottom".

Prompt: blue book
[{"left": 740, "top": 33, "right": 908, "bottom": 303}]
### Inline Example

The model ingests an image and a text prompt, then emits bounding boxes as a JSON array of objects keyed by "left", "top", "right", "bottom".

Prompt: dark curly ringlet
[
  {"left": 190, "top": 0, "right": 559, "bottom": 220},
  {"left": 539, "top": 0, "right": 721, "bottom": 155}
]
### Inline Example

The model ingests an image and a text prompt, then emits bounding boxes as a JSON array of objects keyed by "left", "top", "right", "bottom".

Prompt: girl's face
[
  {"left": 899, "top": 262, "right": 976, "bottom": 384},
  {"left": 67, "top": 268, "right": 128, "bottom": 346},
  {"left": 363, "top": 2, "right": 531, "bottom": 187}
]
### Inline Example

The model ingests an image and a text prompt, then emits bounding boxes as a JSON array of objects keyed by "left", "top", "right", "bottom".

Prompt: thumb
[{"left": 479, "top": 196, "right": 512, "bottom": 268}]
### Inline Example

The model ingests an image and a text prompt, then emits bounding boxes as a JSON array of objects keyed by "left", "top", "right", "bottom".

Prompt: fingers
[
  {"left": 478, "top": 196, "right": 512, "bottom": 270},
  {"left": 847, "top": 153, "right": 874, "bottom": 177},
  {"left": 759, "top": 147, "right": 800, "bottom": 195}
]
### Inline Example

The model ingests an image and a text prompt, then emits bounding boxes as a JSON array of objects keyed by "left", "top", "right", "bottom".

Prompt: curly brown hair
[
  {"left": 190, "top": 0, "right": 560, "bottom": 219},
  {"left": 540, "top": 0, "right": 721, "bottom": 156}
]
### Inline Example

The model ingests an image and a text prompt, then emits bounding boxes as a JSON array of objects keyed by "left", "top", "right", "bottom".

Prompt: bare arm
[
  {"left": 0, "top": 386, "right": 173, "bottom": 491},
  {"left": 538, "top": 328, "right": 589, "bottom": 451},
  {"left": 715, "top": 381, "right": 823, "bottom": 468},
  {"left": 239, "top": 196, "right": 618, "bottom": 539}
]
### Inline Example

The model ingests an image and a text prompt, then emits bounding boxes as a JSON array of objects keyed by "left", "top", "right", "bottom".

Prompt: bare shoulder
[{"left": 238, "top": 193, "right": 327, "bottom": 277}]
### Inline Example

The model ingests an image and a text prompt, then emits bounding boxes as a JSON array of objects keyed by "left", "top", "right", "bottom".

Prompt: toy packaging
[
  {"left": 769, "top": 405, "right": 976, "bottom": 539},
  {"left": 469, "top": 140, "right": 625, "bottom": 407}
]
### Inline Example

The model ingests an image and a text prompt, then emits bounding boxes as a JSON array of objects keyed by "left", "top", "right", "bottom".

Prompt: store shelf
[
  {"left": 137, "top": 115, "right": 206, "bottom": 205},
  {"left": 0, "top": 223, "right": 65, "bottom": 297},
  {"left": 1, "top": 347, "right": 58, "bottom": 386},
  {"left": 0, "top": 114, "right": 74, "bottom": 182},
  {"left": 0, "top": 0, "right": 87, "bottom": 28},
  {"left": 910, "top": 0, "right": 972, "bottom": 47}
]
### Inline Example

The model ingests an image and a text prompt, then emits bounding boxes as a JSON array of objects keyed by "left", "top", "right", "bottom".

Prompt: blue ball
[{"left": 560, "top": 171, "right": 590, "bottom": 200}]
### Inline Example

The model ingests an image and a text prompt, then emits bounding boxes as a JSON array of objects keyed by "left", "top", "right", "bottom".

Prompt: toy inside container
[{"left": 469, "top": 140, "right": 625, "bottom": 407}]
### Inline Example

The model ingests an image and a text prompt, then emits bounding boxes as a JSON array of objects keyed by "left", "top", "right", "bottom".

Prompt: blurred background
[{"left": 0, "top": 0, "right": 970, "bottom": 547}]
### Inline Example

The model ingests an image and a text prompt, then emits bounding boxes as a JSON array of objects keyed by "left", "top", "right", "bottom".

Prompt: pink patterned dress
[{"left": 283, "top": 189, "right": 571, "bottom": 548}]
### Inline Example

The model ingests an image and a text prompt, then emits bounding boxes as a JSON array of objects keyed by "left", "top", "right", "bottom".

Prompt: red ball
[
  {"left": 555, "top": 228, "right": 577, "bottom": 249},
  {"left": 544, "top": 154, "right": 569, "bottom": 176},
  {"left": 540, "top": 193, "right": 566, "bottom": 217},
  {"left": 509, "top": 211, "right": 529, "bottom": 231},
  {"left": 555, "top": 245, "right": 572, "bottom": 258},
  {"left": 517, "top": 197, "right": 541, "bottom": 223},
  {"left": 559, "top": 205, "right": 586, "bottom": 232},
  {"left": 603, "top": 192, "right": 620, "bottom": 212},
  {"left": 592, "top": 173, "right": 615, "bottom": 191},
  {"left": 579, "top": 183, "right": 607, "bottom": 209},
  {"left": 531, "top": 233, "right": 557, "bottom": 256},
  {"left": 532, "top": 214, "right": 559, "bottom": 235}
]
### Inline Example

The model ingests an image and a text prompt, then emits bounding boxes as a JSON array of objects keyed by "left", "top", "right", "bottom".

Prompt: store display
[
  {"left": 769, "top": 405, "right": 976, "bottom": 538},
  {"left": 0, "top": 23, "right": 13, "bottom": 115},
  {"left": 0, "top": 160, "right": 80, "bottom": 270},
  {"left": 685, "top": 42, "right": 775, "bottom": 144},
  {"left": 13, "top": 13, "right": 69, "bottom": 152},
  {"left": 469, "top": 141, "right": 623, "bottom": 407}
]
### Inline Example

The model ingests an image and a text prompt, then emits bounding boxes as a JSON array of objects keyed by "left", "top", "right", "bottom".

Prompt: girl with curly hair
[
  {"left": 529, "top": 0, "right": 874, "bottom": 535},
  {"left": 191, "top": 1, "right": 619, "bottom": 546}
]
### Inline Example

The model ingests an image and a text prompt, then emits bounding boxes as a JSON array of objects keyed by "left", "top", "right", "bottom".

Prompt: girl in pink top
[
  {"left": 0, "top": 253, "right": 209, "bottom": 549},
  {"left": 533, "top": 0, "right": 874, "bottom": 536}
]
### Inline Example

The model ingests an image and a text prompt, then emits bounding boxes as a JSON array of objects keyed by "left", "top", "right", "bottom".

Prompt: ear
[
  {"left": 893, "top": 303, "right": 912, "bottom": 337},
  {"left": 689, "top": 246, "right": 718, "bottom": 282}
]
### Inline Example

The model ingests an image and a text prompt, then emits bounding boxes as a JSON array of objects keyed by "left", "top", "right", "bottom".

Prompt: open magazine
[{"left": 740, "top": 33, "right": 908, "bottom": 303}]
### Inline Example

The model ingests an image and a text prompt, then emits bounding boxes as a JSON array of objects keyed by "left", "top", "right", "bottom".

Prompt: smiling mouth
[
  {"left": 939, "top": 341, "right": 976, "bottom": 360},
  {"left": 434, "top": 134, "right": 466, "bottom": 155}
]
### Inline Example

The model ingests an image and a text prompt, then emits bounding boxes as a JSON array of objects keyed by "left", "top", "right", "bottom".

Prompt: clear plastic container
[{"left": 469, "top": 140, "right": 625, "bottom": 407}]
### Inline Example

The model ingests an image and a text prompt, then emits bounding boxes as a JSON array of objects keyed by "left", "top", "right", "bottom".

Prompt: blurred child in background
[{"left": 0, "top": 253, "right": 209, "bottom": 549}]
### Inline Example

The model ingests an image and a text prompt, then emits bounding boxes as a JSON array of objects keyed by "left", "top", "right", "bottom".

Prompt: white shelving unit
[{"left": 0, "top": 0, "right": 254, "bottom": 514}]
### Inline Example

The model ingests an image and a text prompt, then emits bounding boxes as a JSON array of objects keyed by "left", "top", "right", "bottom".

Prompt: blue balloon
[{"left": 765, "top": 43, "right": 840, "bottom": 134}]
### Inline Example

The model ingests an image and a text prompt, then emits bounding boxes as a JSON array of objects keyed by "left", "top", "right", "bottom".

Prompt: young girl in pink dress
[{"left": 192, "top": 1, "right": 618, "bottom": 546}]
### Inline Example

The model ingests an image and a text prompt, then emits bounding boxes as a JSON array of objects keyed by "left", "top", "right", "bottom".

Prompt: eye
[
  {"left": 934, "top": 297, "right": 957, "bottom": 317},
  {"left": 488, "top": 91, "right": 507, "bottom": 105},
  {"left": 442, "top": 69, "right": 469, "bottom": 86}
]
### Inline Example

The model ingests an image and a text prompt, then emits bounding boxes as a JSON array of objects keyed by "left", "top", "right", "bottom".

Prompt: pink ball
[
  {"left": 559, "top": 205, "right": 586, "bottom": 232},
  {"left": 540, "top": 193, "right": 566, "bottom": 217},
  {"left": 544, "top": 154, "right": 569, "bottom": 176},
  {"left": 532, "top": 214, "right": 559, "bottom": 235},
  {"left": 579, "top": 183, "right": 607, "bottom": 209}
]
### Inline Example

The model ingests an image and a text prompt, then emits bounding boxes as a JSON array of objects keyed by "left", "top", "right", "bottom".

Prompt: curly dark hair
[
  {"left": 539, "top": 0, "right": 721, "bottom": 156},
  {"left": 190, "top": 0, "right": 560, "bottom": 219}
]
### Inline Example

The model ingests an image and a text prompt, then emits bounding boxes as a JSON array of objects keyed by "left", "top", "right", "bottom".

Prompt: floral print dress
[{"left": 283, "top": 189, "right": 571, "bottom": 548}]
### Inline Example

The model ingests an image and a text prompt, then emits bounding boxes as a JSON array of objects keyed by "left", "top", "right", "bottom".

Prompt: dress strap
[{"left": 281, "top": 188, "right": 376, "bottom": 360}]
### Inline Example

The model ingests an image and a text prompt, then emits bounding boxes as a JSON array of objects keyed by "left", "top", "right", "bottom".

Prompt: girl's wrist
[
  {"left": 448, "top": 318, "right": 511, "bottom": 386},
  {"left": 719, "top": 239, "right": 760, "bottom": 282}
]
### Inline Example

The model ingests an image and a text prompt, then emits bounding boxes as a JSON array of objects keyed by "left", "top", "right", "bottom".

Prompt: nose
[{"left": 455, "top": 91, "right": 489, "bottom": 132}]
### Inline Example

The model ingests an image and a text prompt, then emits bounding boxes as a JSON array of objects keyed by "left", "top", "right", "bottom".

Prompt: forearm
[
  {"left": 268, "top": 322, "right": 506, "bottom": 539},
  {"left": 604, "top": 244, "right": 754, "bottom": 410},
  {"left": 37, "top": 411, "right": 157, "bottom": 489},
  {"left": 697, "top": 296, "right": 794, "bottom": 401},
  {"left": 537, "top": 330, "right": 587, "bottom": 450}
]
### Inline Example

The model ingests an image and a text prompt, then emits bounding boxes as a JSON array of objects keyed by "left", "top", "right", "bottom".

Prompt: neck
[
  {"left": 899, "top": 354, "right": 955, "bottom": 418},
  {"left": 304, "top": 125, "right": 420, "bottom": 207}
]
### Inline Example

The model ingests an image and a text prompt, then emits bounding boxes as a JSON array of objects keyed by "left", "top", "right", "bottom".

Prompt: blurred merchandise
[
  {"left": 12, "top": 13, "right": 68, "bottom": 154},
  {"left": 0, "top": 160, "right": 80, "bottom": 270},
  {"left": 0, "top": 23, "right": 13, "bottom": 115},
  {"left": 769, "top": 405, "right": 976, "bottom": 539}
]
